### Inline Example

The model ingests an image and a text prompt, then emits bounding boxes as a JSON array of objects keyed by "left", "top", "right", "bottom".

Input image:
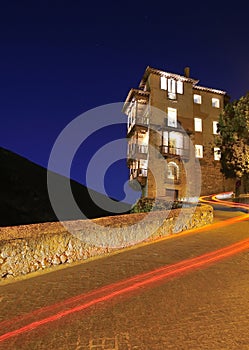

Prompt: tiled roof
[
  {"left": 193, "top": 85, "right": 226, "bottom": 95},
  {"left": 124, "top": 88, "right": 150, "bottom": 103},
  {"left": 139, "top": 66, "right": 199, "bottom": 89},
  {"left": 139, "top": 66, "right": 227, "bottom": 95},
  {"left": 122, "top": 88, "right": 150, "bottom": 113}
]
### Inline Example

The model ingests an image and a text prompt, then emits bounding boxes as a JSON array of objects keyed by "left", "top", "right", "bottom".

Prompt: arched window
[{"left": 167, "top": 162, "right": 180, "bottom": 182}]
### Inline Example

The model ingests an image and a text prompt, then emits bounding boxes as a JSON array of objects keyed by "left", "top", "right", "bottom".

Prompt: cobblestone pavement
[{"left": 0, "top": 210, "right": 249, "bottom": 349}]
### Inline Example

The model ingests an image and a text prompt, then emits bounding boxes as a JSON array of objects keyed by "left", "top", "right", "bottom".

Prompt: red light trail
[
  {"left": 200, "top": 192, "right": 249, "bottom": 211},
  {"left": 1, "top": 235, "right": 249, "bottom": 343},
  {"left": 0, "top": 192, "right": 248, "bottom": 343}
]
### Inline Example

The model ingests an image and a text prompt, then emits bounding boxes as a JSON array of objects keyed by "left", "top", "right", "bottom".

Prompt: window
[
  {"left": 168, "top": 79, "right": 176, "bottom": 93},
  {"left": 160, "top": 76, "right": 167, "bottom": 90},
  {"left": 140, "top": 159, "right": 148, "bottom": 169},
  {"left": 167, "top": 79, "right": 176, "bottom": 100},
  {"left": 163, "top": 131, "right": 169, "bottom": 145},
  {"left": 212, "top": 98, "right": 220, "bottom": 108},
  {"left": 213, "top": 121, "right": 219, "bottom": 134},
  {"left": 194, "top": 118, "right": 202, "bottom": 132},
  {"left": 214, "top": 147, "right": 221, "bottom": 161},
  {"left": 161, "top": 77, "right": 183, "bottom": 96},
  {"left": 169, "top": 131, "right": 184, "bottom": 155},
  {"left": 193, "top": 94, "right": 202, "bottom": 104},
  {"left": 195, "top": 145, "right": 203, "bottom": 158},
  {"left": 177, "top": 81, "right": 183, "bottom": 94},
  {"left": 161, "top": 131, "right": 186, "bottom": 156},
  {"left": 167, "top": 162, "right": 180, "bottom": 181},
  {"left": 167, "top": 107, "right": 177, "bottom": 127}
]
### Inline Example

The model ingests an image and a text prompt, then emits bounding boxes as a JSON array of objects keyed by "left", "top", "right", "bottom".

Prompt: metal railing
[
  {"left": 160, "top": 145, "right": 189, "bottom": 159},
  {"left": 127, "top": 144, "right": 148, "bottom": 161},
  {"left": 128, "top": 115, "right": 149, "bottom": 132},
  {"left": 130, "top": 168, "right": 148, "bottom": 179}
]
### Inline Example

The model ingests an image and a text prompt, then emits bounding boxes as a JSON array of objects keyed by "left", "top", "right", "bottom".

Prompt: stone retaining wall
[{"left": 0, "top": 204, "right": 213, "bottom": 279}]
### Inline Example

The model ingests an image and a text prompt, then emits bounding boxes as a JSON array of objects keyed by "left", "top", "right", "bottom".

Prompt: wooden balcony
[
  {"left": 127, "top": 144, "right": 148, "bottom": 162},
  {"left": 127, "top": 115, "right": 149, "bottom": 135},
  {"left": 160, "top": 145, "right": 189, "bottom": 160}
]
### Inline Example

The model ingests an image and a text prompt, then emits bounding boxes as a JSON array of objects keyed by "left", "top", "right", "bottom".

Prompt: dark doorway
[{"left": 166, "top": 189, "right": 179, "bottom": 201}]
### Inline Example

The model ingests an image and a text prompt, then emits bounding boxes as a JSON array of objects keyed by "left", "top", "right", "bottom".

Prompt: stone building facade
[{"left": 123, "top": 66, "right": 234, "bottom": 199}]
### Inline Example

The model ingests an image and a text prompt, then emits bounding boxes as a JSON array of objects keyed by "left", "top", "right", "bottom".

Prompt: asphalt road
[{"left": 0, "top": 209, "right": 249, "bottom": 349}]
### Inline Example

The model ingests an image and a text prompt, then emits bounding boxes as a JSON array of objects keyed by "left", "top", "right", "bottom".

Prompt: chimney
[{"left": 184, "top": 67, "right": 190, "bottom": 78}]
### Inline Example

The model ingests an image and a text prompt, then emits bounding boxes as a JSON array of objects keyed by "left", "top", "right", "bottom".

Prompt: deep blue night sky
[{"left": 1, "top": 1, "right": 249, "bottom": 201}]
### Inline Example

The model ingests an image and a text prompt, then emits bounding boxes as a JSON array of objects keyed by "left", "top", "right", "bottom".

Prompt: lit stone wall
[
  {"left": 0, "top": 205, "right": 213, "bottom": 279},
  {"left": 199, "top": 146, "right": 235, "bottom": 195}
]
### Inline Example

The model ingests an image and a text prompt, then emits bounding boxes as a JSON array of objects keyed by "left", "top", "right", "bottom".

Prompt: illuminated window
[
  {"left": 167, "top": 162, "right": 180, "bottom": 181},
  {"left": 193, "top": 94, "right": 202, "bottom": 104},
  {"left": 168, "top": 79, "right": 176, "bottom": 93},
  {"left": 161, "top": 77, "right": 183, "bottom": 96},
  {"left": 160, "top": 76, "right": 167, "bottom": 90},
  {"left": 212, "top": 98, "right": 220, "bottom": 108},
  {"left": 168, "top": 79, "right": 176, "bottom": 99},
  {"left": 177, "top": 81, "right": 183, "bottom": 94},
  {"left": 140, "top": 159, "right": 148, "bottom": 169},
  {"left": 163, "top": 131, "right": 168, "bottom": 145},
  {"left": 195, "top": 145, "right": 203, "bottom": 158},
  {"left": 194, "top": 118, "right": 202, "bottom": 132},
  {"left": 167, "top": 107, "right": 177, "bottom": 127},
  {"left": 169, "top": 131, "right": 184, "bottom": 156},
  {"left": 214, "top": 147, "right": 221, "bottom": 161},
  {"left": 213, "top": 121, "right": 219, "bottom": 134}
]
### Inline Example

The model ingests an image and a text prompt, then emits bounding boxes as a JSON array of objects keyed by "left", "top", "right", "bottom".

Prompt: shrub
[{"left": 130, "top": 197, "right": 183, "bottom": 213}]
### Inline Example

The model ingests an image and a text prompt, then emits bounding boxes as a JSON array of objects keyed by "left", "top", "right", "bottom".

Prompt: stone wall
[
  {"left": 199, "top": 148, "right": 234, "bottom": 195},
  {"left": 0, "top": 204, "right": 213, "bottom": 279}
]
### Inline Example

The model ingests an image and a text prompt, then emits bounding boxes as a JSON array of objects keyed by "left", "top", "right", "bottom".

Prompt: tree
[{"left": 216, "top": 92, "right": 249, "bottom": 194}]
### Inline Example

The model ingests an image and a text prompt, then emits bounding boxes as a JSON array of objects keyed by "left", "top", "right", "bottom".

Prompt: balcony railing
[
  {"left": 128, "top": 115, "right": 149, "bottom": 133},
  {"left": 160, "top": 145, "right": 189, "bottom": 160},
  {"left": 128, "top": 143, "right": 148, "bottom": 161},
  {"left": 130, "top": 168, "right": 148, "bottom": 179},
  {"left": 138, "top": 168, "right": 148, "bottom": 177}
]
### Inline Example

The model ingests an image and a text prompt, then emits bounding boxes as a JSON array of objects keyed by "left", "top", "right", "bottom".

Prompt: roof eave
[
  {"left": 193, "top": 85, "right": 227, "bottom": 95},
  {"left": 122, "top": 88, "right": 150, "bottom": 113},
  {"left": 138, "top": 66, "right": 199, "bottom": 89}
]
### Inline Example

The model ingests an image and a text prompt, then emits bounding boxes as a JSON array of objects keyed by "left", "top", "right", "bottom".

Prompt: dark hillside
[{"left": 0, "top": 147, "right": 131, "bottom": 227}]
